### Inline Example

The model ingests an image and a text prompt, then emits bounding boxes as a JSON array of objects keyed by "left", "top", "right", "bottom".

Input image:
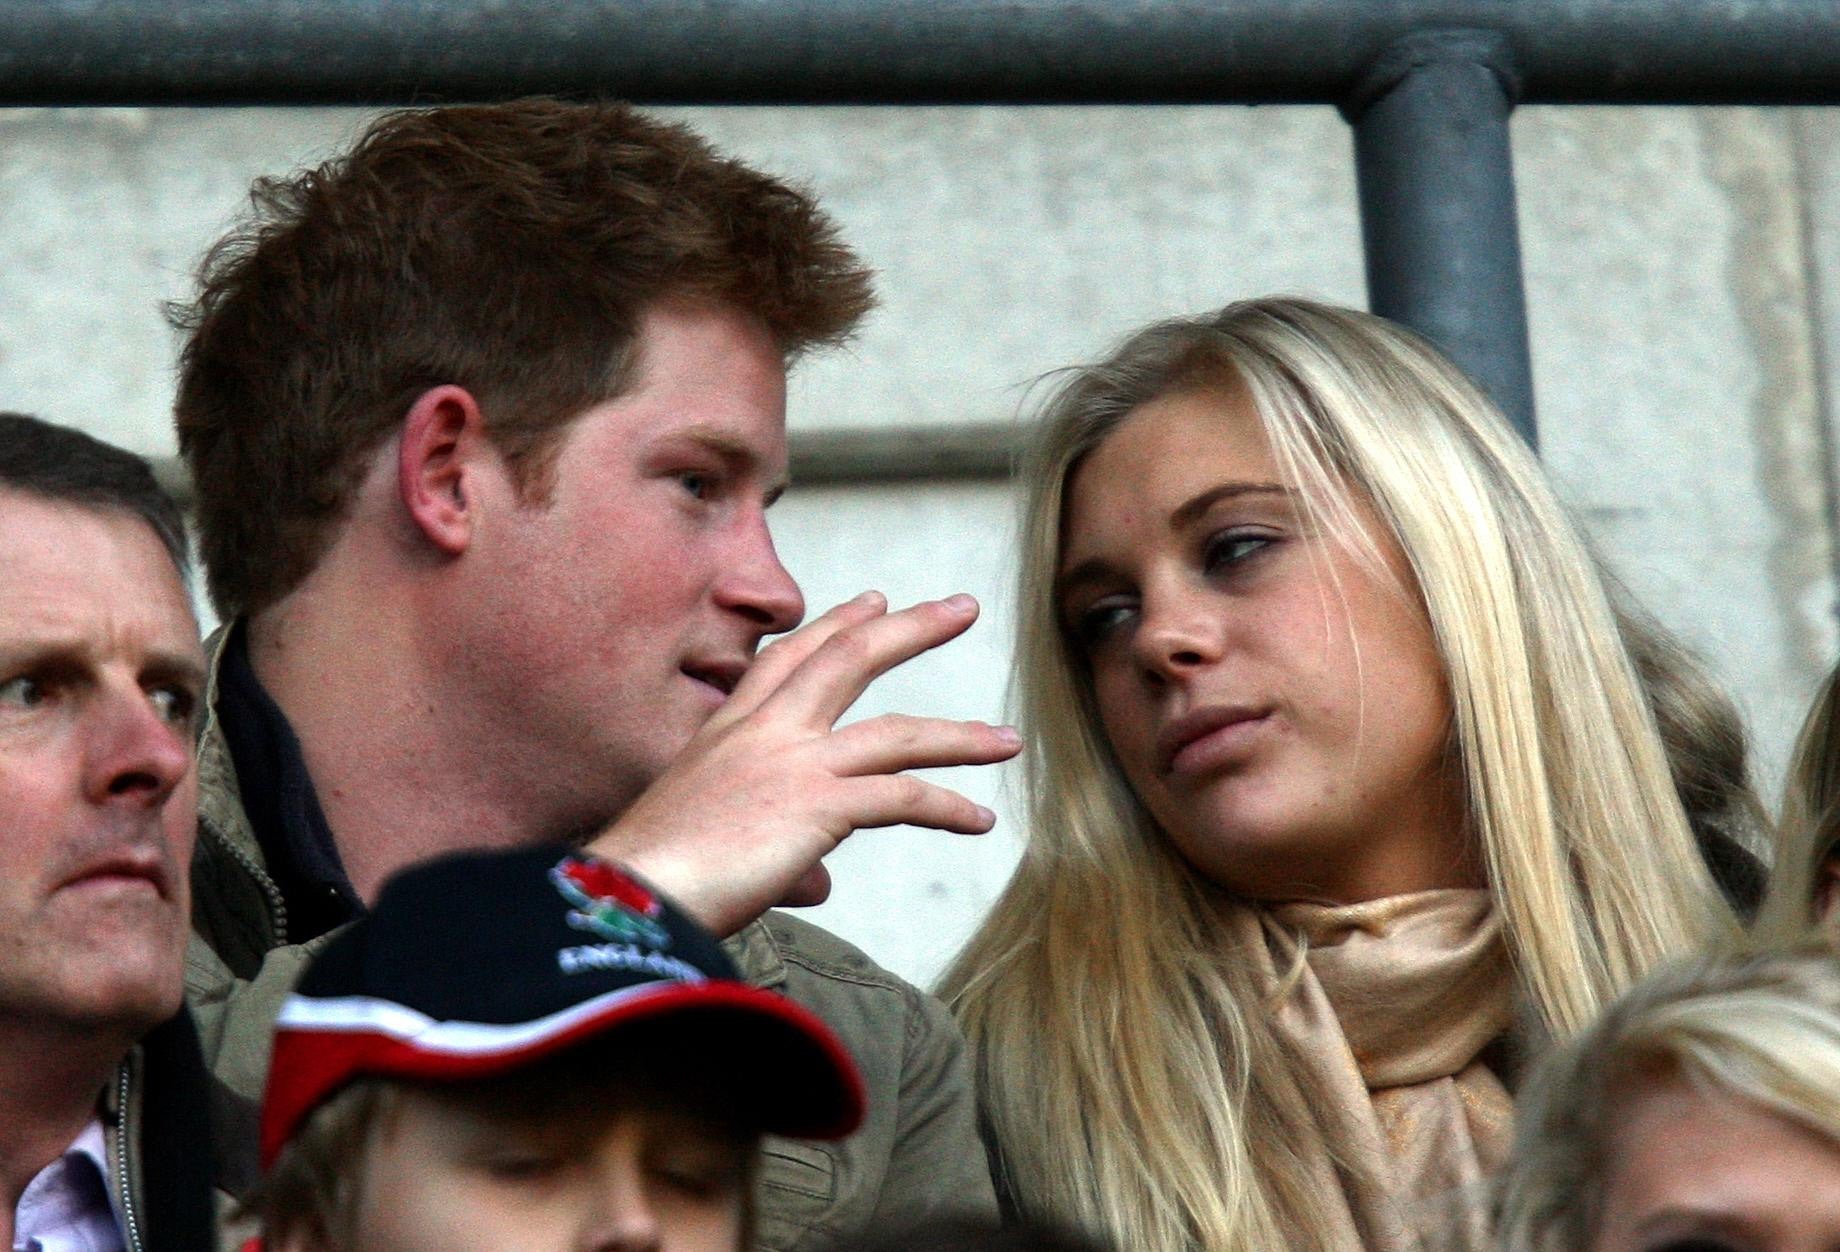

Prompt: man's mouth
[
  {"left": 60, "top": 850, "right": 171, "bottom": 899},
  {"left": 681, "top": 660, "right": 746, "bottom": 698}
]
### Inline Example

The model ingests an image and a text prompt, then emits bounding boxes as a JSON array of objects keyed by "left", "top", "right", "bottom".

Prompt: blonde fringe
[{"left": 1499, "top": 946, "right": 1840, "bottom": 1252}]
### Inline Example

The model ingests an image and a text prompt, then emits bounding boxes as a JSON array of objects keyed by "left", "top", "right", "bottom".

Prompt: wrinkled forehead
[{"left": 0, "top": 491, "right": 200, "bottom": 652}]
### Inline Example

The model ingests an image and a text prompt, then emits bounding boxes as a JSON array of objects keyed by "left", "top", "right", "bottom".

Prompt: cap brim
[{"left": 261, "top": 980, "right": 864, "bottom": 1168}]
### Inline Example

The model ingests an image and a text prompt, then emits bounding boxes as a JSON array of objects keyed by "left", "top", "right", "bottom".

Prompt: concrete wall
[{"left": 2, "top": 104, "right": 1833, "bottom": 987}]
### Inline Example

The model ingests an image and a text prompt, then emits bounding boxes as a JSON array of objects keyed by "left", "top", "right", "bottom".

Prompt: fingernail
[
  {"left": 853, "top": 590, "right": 885, "bottom": 607},
  {"left": 994, "top": 725, "right": 1021, "bottom": 746},
  {"left": 944, "top": 593, "right": 977, "bottom": 613},
  {"left": 975, "top": 805, "right": 996, "bottom": 826}
]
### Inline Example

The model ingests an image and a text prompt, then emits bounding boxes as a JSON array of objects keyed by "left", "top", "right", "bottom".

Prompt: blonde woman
[
  {"left": 1497, "top": 945, "right": 1840, "bottom": 1251},
  {"left": 1757, "top": 665, "right": 1840, "bottom": 942},
  {"left": 939, "top": 298, "right": 1749, "bottom": 1252}
]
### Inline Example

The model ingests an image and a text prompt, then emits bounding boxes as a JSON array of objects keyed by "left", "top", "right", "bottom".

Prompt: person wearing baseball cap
[{"left": 250, "top": 845, "right": 864, "bottom": 1252}]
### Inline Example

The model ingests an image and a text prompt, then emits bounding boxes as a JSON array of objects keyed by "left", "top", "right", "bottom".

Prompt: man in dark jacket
[{"left": 0, "top": 413, "right": 216, "bottom": 1252}]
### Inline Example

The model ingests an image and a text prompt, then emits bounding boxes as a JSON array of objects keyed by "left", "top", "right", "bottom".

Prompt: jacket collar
[
  {"left": 196, "top": 623, "right": 265, "bottom": 876},
  {"left": 193, "top": 622, "right": 290, "bottom": 952}
]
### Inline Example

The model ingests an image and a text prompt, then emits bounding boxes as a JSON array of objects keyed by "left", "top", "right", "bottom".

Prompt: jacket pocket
[{"left": 754, "top": 1137, "right": 837, "bottom": 1250}]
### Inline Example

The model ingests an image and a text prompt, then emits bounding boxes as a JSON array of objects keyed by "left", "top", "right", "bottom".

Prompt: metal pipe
[
  {"left": 788, "top": 424, "right": 1019, "bottom": 485},
  {"left": 1348, "top": 29, "right": 1536, "bottom": 443},
  {"left": 3, "top": 0, "right": 1839, "bottom": 107},
  {"left": 147, "top": 423, "right": 1025, "bottom": 505}
]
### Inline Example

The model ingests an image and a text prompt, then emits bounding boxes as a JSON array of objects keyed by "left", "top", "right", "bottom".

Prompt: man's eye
[
  {"left": 148, "top": 686, "right": 197, "bottom": 727},
  {"left": 0, "top": 676, "right": 45, "bottom": 708},
  {"left": 679, "top": 471, "right": 715, "bottom": 500}
]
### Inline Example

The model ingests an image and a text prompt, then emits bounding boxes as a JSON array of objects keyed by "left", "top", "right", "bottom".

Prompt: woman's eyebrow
[
  {"left": 1169, "top": 481, "right": 1294, "bottom": 530},
  {"left": 1054, "top": 483, "right": 1295, "bottom": 603},
  {"left": 1053, "top": 556, "right": 1117, "bottom": 605}
]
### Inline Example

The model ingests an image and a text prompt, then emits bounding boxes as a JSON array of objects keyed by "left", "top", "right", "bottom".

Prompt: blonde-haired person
[
  {"left": 938, "top": 297, "right": 1754, "bottom": 1252},
  {"left": 1496, "top": 944, "right": 1840, "bottom": 1252},
  {"left": 1756, "top": 665, "right": 1840, "bottom": 943}
]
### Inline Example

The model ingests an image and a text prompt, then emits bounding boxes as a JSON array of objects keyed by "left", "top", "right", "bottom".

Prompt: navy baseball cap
[{"left": 259, "top": 845, "right": 865, "bottom": 1167}]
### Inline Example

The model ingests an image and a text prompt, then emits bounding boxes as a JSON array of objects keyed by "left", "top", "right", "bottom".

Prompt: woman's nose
[{"left": 1131, "top": 586, "right": 1226, "bottom": 684}]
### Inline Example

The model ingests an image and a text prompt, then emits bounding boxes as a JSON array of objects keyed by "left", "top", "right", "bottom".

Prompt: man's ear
[{"left": 398, "top": 385, "right": 489, "bottom": 556}]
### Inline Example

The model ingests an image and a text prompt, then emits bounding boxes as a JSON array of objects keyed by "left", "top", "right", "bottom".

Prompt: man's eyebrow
[
  {"left": 0, "top": 638, "right": 205, "bottom": 691},
  {"left": 142, "top": 648, "right": 208, "bottom": 692},
  {"left": 1054, "top": 481, "right": 1295, "bottom": 603},
  {"left": 673, "top": 425, "right": 790, "bottom": 500}
]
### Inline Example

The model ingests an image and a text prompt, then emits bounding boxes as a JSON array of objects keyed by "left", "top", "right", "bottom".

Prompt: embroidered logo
[{"left": 550, "top": 856, "right": 671, "bottom": 948}]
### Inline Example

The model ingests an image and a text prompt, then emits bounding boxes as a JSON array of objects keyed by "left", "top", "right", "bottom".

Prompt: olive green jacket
[
  {"left": 92, "top": 1009, "right": 222, "bottom": 1252},
  {"left": 184, "top": 627, "right": 997, "bottom": 1249}
]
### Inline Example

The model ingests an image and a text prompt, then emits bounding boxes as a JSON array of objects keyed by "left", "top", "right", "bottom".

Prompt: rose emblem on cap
[{"left": 549, "top": 854, "right": 672, "bottom": 948}]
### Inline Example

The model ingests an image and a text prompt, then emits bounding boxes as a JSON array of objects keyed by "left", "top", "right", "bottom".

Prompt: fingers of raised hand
[
  {"left": 825, "top": 713, "right": 1021, "bottom": 776},
  {"left": 714, "top": 590, "right": 888, "bottom": 725},
  {"left": 767, "top": 595, "right": 983, "bottom": 728},
  {"left": 847, "top": 773, "right": 998, "bottom": 835}
]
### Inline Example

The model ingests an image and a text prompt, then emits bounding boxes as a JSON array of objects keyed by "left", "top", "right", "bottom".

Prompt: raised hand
[{"left": 588, "top": 591, "right": 1022, "bottom": 936}]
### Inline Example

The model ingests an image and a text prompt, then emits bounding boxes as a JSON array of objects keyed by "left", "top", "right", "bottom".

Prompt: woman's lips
[{"left": 1158, "top": 705, "right": 1273, "bottom": 775}]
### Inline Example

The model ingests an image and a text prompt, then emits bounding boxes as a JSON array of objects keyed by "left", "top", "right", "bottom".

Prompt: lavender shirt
[{"left": 13, "top": 1120, "right": 123, "bottom": 1252}]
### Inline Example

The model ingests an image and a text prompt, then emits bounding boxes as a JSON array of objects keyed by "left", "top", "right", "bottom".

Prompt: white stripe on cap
[{"left": 275, "top": 978, "right": 707, "bottom": 1057}]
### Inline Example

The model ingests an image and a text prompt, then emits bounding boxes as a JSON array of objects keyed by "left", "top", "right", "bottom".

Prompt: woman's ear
[{"left": 397, "top": 385, "right": 490, "bottom": 556}]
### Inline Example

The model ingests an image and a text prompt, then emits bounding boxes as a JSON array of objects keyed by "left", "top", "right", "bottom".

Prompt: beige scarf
[{"left": 1228, "top": 889, "right": 1516, "bottom": 1252}]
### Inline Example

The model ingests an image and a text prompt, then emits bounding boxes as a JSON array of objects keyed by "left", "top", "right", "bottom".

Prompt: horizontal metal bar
[
  {"left": 3, "top": 1, "right": 1838, "bottom": 107},
  {"left": 789, "top": 423, "right": 1018, "bottom": 485},
  {"left": 145, "top": 423, "right": 1021, "bottom": 509}
]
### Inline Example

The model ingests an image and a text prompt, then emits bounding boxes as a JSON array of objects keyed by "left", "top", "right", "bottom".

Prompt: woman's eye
[
  {"left": 0, "top": 676, "right": 45, "bottom": 709},
  {"left": 1072, "top": 600, "right": 1135, "bottom": 649},
  {"left": 1203, "top": 530, "right": 1273, "bottom": 572}
]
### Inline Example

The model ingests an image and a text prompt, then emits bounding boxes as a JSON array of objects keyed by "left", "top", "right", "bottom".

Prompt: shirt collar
[{"left": 13, "top": 1118, "right": 123, "bottom": 1252}]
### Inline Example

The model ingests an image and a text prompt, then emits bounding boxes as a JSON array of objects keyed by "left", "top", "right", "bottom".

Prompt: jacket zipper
[
  {"left": 114, "top": 1060, "right": 145, "bottom": 1252},
  {"left": 209, "top": 815, "right": 289, "bottom": 945}
]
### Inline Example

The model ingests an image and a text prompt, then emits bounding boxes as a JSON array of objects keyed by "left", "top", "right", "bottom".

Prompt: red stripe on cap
[{"left": 259, "top": 981, "right": 865, "bottom": 1168}]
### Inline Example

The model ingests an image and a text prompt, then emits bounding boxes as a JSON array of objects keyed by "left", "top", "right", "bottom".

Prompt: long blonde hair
[
  {"left": 938, "top": 298, "right": 1739, "bottom": 1250},
  {"left": 1757, "top": 666, "right": 1840, "bottom": 942},
  {"left": 1497, "top": 944, "right": 1840, "bottom": 1251}
]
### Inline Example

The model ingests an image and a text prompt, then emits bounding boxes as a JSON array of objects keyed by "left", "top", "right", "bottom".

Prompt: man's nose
[
  {"left": 716, "top": 511, "right": 806, "bottom": 636},
  {"left": 83, "top": 685, "right": 193, "bottom": 807}
]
